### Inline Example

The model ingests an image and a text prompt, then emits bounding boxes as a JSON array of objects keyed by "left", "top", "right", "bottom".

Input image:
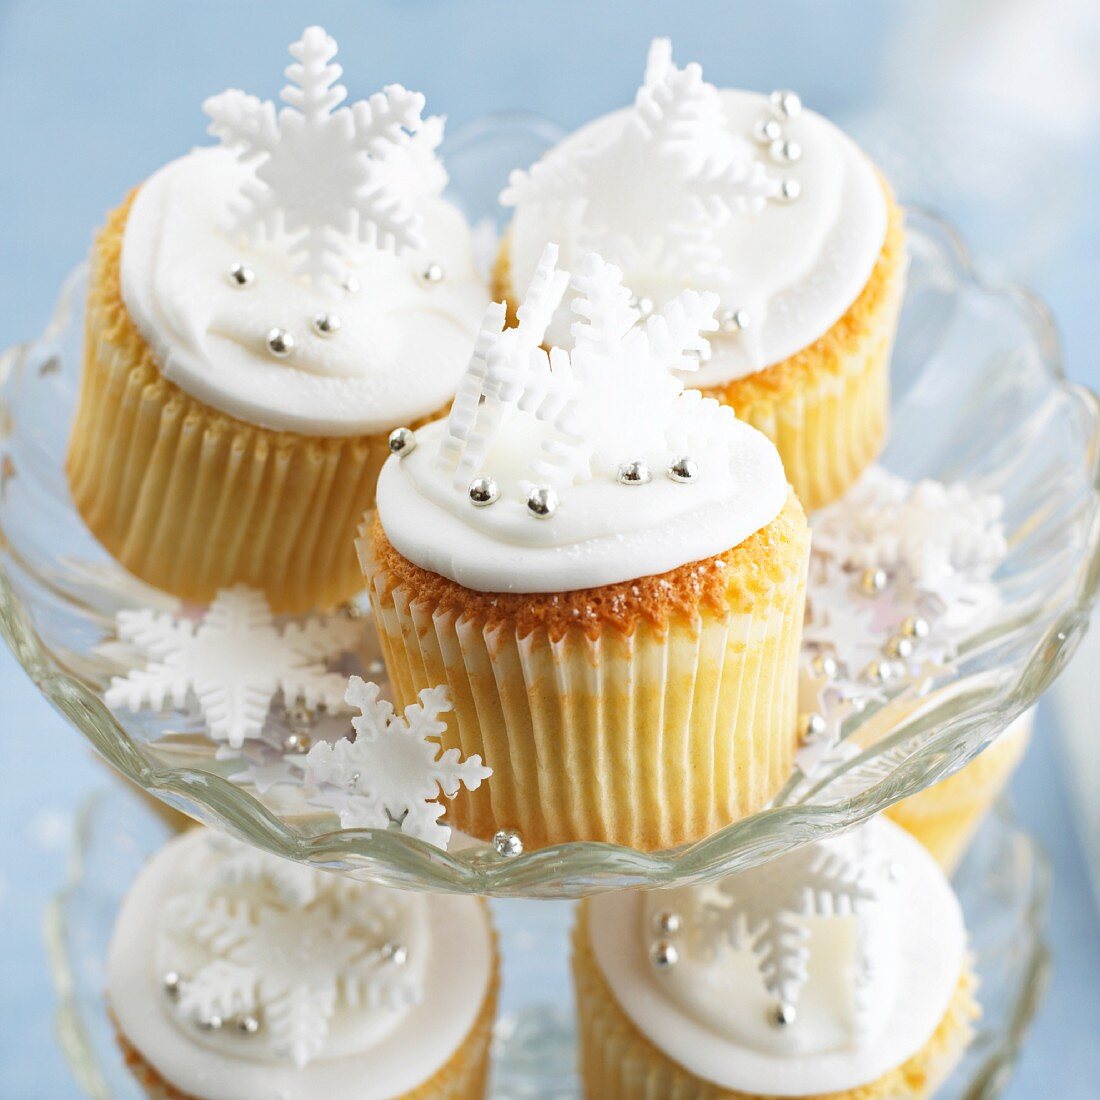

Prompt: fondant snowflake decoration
[
  {"left": 437, "top": 243, "right": 730, "bottom": 490},
  {"left": 305, "top": 677, "right": 491, "bottom": 849},
  {"left": 105, "top": 586, "right": 358, "bottom": 748},
  {"left": 204, "top": 26, "right": 445, "bottom": 285},
  {"left": 502, "top": 38, "right": 780, "bottom": 288},
  {"left": 699, "top": 842, "right": 876, "bottom": 1016},
  {"left": 208, "top": 833, "right": 320, "bottom": 906},
  {"left": 169, "top": 838, "right": 418, "bottom": 1068}
]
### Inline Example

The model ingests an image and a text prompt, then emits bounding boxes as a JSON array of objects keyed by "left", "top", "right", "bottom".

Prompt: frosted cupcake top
[
  {"left": 587, "top": 817, "right": 967, "bottom": 1096},
  {"left": 375, "top": 244, "right": 788, "bottom": 594},
  {"left": 503, "top": 39, "right": 888, "bottom": 385},
  {"left": 119, "top": 27, "right": 488, "bottom": 436},
  {"left": 107, "top": 829, "right": 493, "bottom": 1100}
]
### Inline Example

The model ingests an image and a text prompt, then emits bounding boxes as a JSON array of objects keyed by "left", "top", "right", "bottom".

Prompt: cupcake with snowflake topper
[
  {"left": 362, "top": 243, "right": 810, "bottom": 850},
  {"left": 66, "top": 26, "right": 489, "bottom": 613},
  {"left": 574, "top": 815, "right": 977, "bottom": 1098},
  {"left": 498, "top": 38, "right": 905, "bottom": 512},
  {"left": 107, "top": 828, "right": 498, "bottom": 1100}
]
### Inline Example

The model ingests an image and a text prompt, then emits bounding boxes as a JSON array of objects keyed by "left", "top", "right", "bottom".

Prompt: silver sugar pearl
[
  {"left": 797, "top": 712, "right": 827, "bottom": 742},
  {"left": 863, "top": 659, "right": 892, "bottom": 685},
  {"left": 769, "top": 138, "right": 802, "bottom": 164},
  {"left": 884, "top": 634, "right": 915, "bottom": 660},
  {"left": 617, "top": 460, "right": 652, "bottom": 486},
  {"left": 779, "top": 177, "right": 803, "bottom": 203},
  {"left": 199, "top": 1015, "right": 224, "bottom": 1031},
  {"left": 630, "top": 294, "right": 655, "bottom": 319},
  {"left": 771, "top": 1002, "right": 797, "bottom": 1027},
  {"left": 381, "top": 941, "right": 409, "bottom": 966},
  {"left": 422, "top": 263, "right": 445, "bottom": 284},
  {"left": 859, "top": 567, "right": 888, "bottom": 595},
  {"left": 650, "top": 939, "right": 679, "bottom": 969},
  {"left": 227, "top": 262, "right": 254, "bottom": 288},
  {"left": 163, "top": 972, "right": 183, "bottom": 999},
  {"left": 266, "top": 328, "right": 295, "bottom": 358},
  {"left": 753, "top": 117, "right": 783, "bottom": 145},
  {"left": 667, "top": 456, "right": 699, "bottom": 484},
  {"left": 367, "top": 658, "right": 386, "bottom": 676},
  {"left": 388, "top": 427, "right": 416, "bottom": 456},
  {"left": 468, "top": 477, "right": 500, "bottom": 507},
  {"left": 237, "top": 1015, "right": 261, "bottom": 1035},
  {"left": 343, "top": 275, "right": 361, "bottom": 294},
  {"left": 493, "top": 828, "right": 524, "bottom": 858},
  {"left": 770, "top": 89, "right": 803, "bottom": 120},
  {"left": 900, "top": 615, "right": 930, "bottom": 639},
  {"left": 652, "top": 910, "right": 682, "bottom": 936},
  {"left": 526, "top": 485, "right": 558, "bottom": 519},
  {"left": 720, "top": 308, "right": 750, "bottom": 334},
  {"left": 810, "top": 652, "right": 838, "bottom": 678},
  {"left": 312, "top": 312, "right": 341, "bottom": 337},
  {"left": 283, "top": 731, "right": 312, "bottom": 755}
]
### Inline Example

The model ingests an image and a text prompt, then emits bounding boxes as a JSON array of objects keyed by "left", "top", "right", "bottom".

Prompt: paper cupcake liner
[
  {"left": 572, "top": 907, "right": 977, "bottom": 1100},
  {"left": 887, "top": 713, "right": 1032, "bottom": 872},
  {"left": 66, "top": 196, "right": 422, "bottom": 613},
  {"left": 364, "top": 540, "right": 808, "bottom": 851},
  {"left": 112, "top": 930, "right": 499, "bottom": 1100}
]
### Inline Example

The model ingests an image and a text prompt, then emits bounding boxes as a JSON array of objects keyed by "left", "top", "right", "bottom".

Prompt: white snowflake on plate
[
  {"left": 305, "top": 677, "right": 491, "bottom": 849},
  {"left": 502, "top": 38, "right": 780, "bottom": 292},
  {"left": 435, "top": 242, "right": 729, "bottom": 492},
  {"left": 105, "top": 585, "right": 358, "bottom": 748},
  {"left": 204, "top": 26, "right": 445, "bottom": 285},
  {"left": 169, "top": 835, "right": 418, "bottom": 1068},
  {"left": 697, "top": 840, "right": 876, "bottom": 1017}
]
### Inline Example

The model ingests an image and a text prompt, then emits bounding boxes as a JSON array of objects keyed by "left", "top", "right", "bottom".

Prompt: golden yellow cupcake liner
[
  {"left": 66, "top": 195, "right": 424, "bottom": 614},
  {"left": 113, "top": 920, "right": 499, "bottom": 1100},
  {"left": 363, "top": 539, "right": 808, "bottom": 851},
  {"left": 572, "top": 906, "right": 978, "bottom": 1100},
  {"left": 887, "top": 713, "right": 1032, "bottom": 872}
]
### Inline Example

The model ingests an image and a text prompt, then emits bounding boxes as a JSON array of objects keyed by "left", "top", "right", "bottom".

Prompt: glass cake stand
[
  {"left": 46, "top": 783, "right": 1050, "bottom": 1100},
  {"left": 1, "top": 113, "right": 1099, "bottom": 897}
]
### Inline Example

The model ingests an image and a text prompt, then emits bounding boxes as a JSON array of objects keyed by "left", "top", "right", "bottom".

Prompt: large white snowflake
[
  {"left": 305, "top": 677, "right": 491, "bottom": 849},
  {"left": 698, "top": 841, "right": 876, "bottom": 1015},
  {"left": 204, "top": 25, "right": 445, "bottom": 285},
  {"left": 105, "top": 586, "right": 358, "bottom": 748},
  {"left": 502, "top": 38, "right": 780, "bottom": 291},
  {"left": 436, "top": 243, "right": 731, "bottom": 491},
  {"left": 168, "top": 835, "right": 418, "bottom": 1068}
]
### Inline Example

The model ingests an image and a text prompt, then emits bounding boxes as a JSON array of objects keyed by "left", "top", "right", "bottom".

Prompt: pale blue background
[{"left": 1, "top": 2, "right": 1099, "bottom": 1097}]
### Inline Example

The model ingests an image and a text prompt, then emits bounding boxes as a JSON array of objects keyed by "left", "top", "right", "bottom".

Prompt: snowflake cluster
[
  {"left": 502, "top": 38, "right": 781, "bottom": 292},
  {"left": 695, "top": 838, "right": 877, "bottom": 1021},
  {"left": 105, "top": 586, "right": 358, "bottom": 748},
  {"left": 166, "top": 832, "right": 419, "bottom": 1068},
  {"left": 204, "top": 26, "right": 446, "bottom": 285},
  {"left": 305, "top": 677, "right": 491, "bottom": 849},
  {"left": 437, "top": 242, "right": 734, "bottom": 492}
]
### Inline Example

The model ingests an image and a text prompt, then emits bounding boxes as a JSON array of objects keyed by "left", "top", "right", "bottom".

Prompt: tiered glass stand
[{"left": 2, "top": 115, "right": 1097, "bottom": 1095}]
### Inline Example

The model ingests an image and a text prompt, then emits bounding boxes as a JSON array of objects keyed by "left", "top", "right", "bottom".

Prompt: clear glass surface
[
  {"left": 46, "top": 784, "right": 1051, "bottom": 1100},
  {"left": 2, "top": 115, "right": 1099, "bottom": 897}
]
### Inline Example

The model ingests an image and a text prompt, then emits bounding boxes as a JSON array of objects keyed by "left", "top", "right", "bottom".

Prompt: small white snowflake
[
  {"left": 502, "top": 38, "right": 780, "bottom": 299},
  {"left": 168, "top": 835, "right": 418, "bottom": 1068},
  {"left": 305, "top": 678, "right": 491, "bottom": 849},
  {"left": 204, "top": 26, "right": 445, "bottom": 285},
  {"left": 105, "top": 586, "right": 358, "bottom": 748},
  {"left": 697, "top": 840, "right": 876, "bottom": 1015}
]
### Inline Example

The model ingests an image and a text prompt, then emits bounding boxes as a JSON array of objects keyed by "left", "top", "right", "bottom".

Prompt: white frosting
[
  {"left": 107, "top": 829, "right": 493, "bottom": 1100},
  {"left": 120, "top": 147, "right": 489, "bottom": 436},
  {"left": 378, "top": 415, "right": 785, "bottom": 593},
  {"left": 507, "top": 90, "right": 887, "bottom": 384},
  {"left": 587, "top": 818, "right": 965, "bottom": 1096}
]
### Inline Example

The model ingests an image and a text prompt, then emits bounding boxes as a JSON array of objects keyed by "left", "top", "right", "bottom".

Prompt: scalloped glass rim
[
  {"left": 44, "top": 786, "right": 1052, "bottom": 1100},
  {"left": 2, "top": 112, "right": 1099, "bottom": 898}
]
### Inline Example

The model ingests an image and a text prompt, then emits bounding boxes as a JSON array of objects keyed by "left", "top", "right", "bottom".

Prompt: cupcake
[
  {"left": 887, "top": 709, "right": 1033, "bottom": 870},
  {"left": 363, "top": 243, "right": 810, "bottom": 851},
  {"left": 67, "top": 26, "right": 489, "bottom": 613},
  {"left": 107, "top": 828, "right": 498, "bottom": 1100},
  {"left": 499, "top": 39, "right": 904, "bottom": 511},
  {"left": 575, "top": 815, "right": 977, "bottom": 1098}
]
